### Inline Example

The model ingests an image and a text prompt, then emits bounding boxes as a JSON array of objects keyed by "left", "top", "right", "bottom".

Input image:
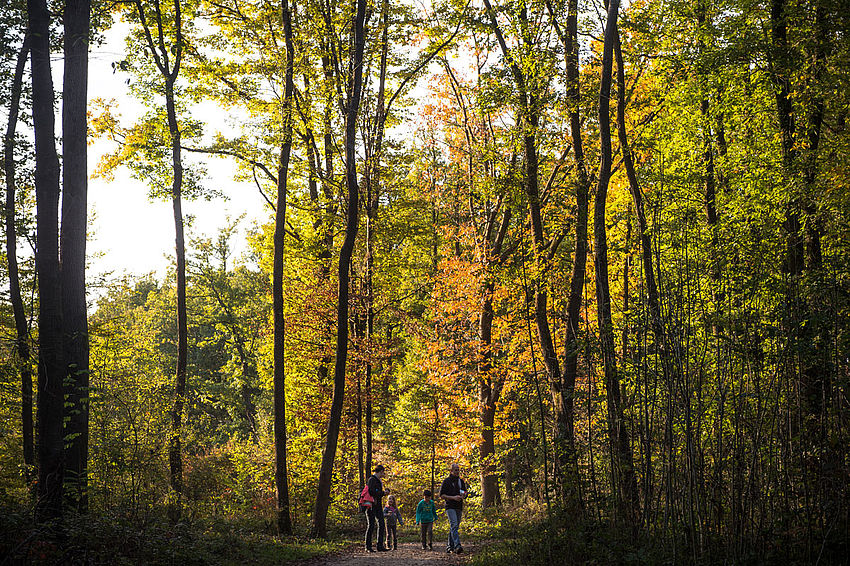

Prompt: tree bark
[
  {"left": 62, "top": 0, "right": 91, "bottom": 514},
  {"left": 595, "top": 0, "right": 639, "bottom": 524},
  {"left": 547, "top": 0, "right": 590, "bottom": 509},
  {"left": 478, "top": 207, "right": 510, "bottom": 508},
  {"left": 362, "top": 0, "right": 388, "bottom": 478},
  {"left": 4, "top": 32, "right": 34, "bottom": 492},
  {"left": 272, "top": 0, "right": 296, "bottom": 536},
  {"left": 312, "top": 0, "right": 367, "bottom": 538},
  {"left": 29, "top": 0, "right": 65, "bottom": 522}
]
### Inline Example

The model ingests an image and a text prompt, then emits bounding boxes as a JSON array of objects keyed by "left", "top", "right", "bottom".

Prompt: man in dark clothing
[
  {"left": 439, "top": 462, "right": 467, "bottom": 554},
  {"left": 365, "top": 464, "right": 391, "bottom": 552}
]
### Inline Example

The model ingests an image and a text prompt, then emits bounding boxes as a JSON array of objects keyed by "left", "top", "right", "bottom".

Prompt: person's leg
[
  {"left": 364, "top": 508, "right": 376, "bottom": 550},
  {"left": 446, "top": 509, "right": 460, "bottom": 551},
  {"left": 455, "top": 508, "right": 463, "bottom": 552},
  {"left": 392, "top": 524, "right": 398, "bottom": 549},
  {"left": 420, "top": 523, "right": 427, "bottom": 548},
  {"left": 426, "top": 522, "right": 433, "bottom": 548},
  {"left": 386, "top": 524, "right": 394, "bottom": 549},
  {"left": 377, "top": 512, "right": 388, "bottom": 550}
]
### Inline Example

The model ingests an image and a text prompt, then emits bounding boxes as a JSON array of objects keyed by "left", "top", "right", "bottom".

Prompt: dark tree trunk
[
  {"left": 272, "top": 0, "right": 296, "bottom": 537},
  {"left": 312, "top": 0, "right": 367, "bottom": 539},
  {"left": 61, "top": 0, "right": 91, "bottom": 514},
  {"left": 478, "top": 207, "right": 510, "bottom": 508},
  {"left": 363, "top": 0, "right": 389, "bottom": 483},
  {"left": 28, "top": 0, "right": 65, "bottom": 522},
  {"left": 595, "top": 0, "right": 639, "bottom": 525},
  {"left": 4, "top": 32, "right": 34, "bottom": 492},
  {"left": 549, "top": 0, "right": 590, "bottom": 509},
  {"left": 165, "top": 71, "right": 187, "bottom": 521},
  {"left": 484, "top": 0, "right": 558, "bottom": 509}
]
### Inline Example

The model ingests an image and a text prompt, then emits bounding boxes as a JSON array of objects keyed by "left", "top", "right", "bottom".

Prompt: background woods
[{"left": 1, "top": 0, "right": 849, "bottom": 563}]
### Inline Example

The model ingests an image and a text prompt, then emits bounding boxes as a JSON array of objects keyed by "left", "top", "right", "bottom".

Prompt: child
[
  {"left": 415, "top": 489, "right": 437, "bottom": 550},
  {"left": 383, "top": 494, "right": 404, "bottom": 550}
]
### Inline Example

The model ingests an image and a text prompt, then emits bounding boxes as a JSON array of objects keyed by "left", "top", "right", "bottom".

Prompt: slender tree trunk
[
  {"left": 484, "top": 0, "right": 562, "bottom": 508},
  {"left": 4, "top": 32, "right": 34, "bottom": 492},
  {"left": 272, "top": 0, "right": 295, "bottom": 536},
  {"left": 165, "top": 73, "right": 187, "bottom": 521},
  {"left": 62, "top": 0, "right": 91, "bottom": 514},
  {"left": 595, "top": 0, "right": 639, "bottom": 525},
  {"left": 556, "top": 0, "right": 590, "bottom": 510},
  {"left": 314, "top": 53, "right": 336, "bottom": 397},
  {"left": 363, "top": 0, "right": 389, "bottom": 478},
  {"left": 478, "top": 283, "right": 500, "bottom": 507},
  {"left": 478, "top": 206, "right": 510, "bottom": 508},
  {"left": 29, "top": 0, "right": 65, "bottom": 522},
  {"left": 132, "top": 0, "right": 188, "bottom": 523},
  {"left": 312, "top": 0, "right": 367, "bottom": 538}
]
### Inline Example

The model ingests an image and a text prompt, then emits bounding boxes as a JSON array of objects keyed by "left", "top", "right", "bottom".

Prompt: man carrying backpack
[{"left": 363, "top": 464, "right": 391, "bottom": 552}]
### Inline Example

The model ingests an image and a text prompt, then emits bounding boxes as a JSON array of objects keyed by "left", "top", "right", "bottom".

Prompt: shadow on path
[{"left": 298, "top": 541, "right": 475, "bottom": 566}]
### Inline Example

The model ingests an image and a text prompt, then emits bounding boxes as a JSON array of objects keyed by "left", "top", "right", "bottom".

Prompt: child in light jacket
[{"left": 383, "top": 494, "right": 404, "bottom": 550}]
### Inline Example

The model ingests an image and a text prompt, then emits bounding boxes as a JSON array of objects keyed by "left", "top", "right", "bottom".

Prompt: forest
[{"left": 1, "top": 0, "right": 849, "bottom": 563}]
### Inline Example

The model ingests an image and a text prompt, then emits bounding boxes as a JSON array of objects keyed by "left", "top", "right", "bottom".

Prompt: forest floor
[{"left": 298, "top": 540, "right": 478, "bottom": 566}]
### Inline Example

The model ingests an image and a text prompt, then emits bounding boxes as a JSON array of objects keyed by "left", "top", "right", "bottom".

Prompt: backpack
[{"left": 359, "top": 483, "right": 375, "bottom": 509}]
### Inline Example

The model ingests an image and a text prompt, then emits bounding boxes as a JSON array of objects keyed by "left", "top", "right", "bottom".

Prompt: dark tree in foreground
[
  {"left": 62, "top": 0, "right": 91, "bottom": 513},
  {"left": 28, "top": 0, "right": 65, "bottom": 522}
]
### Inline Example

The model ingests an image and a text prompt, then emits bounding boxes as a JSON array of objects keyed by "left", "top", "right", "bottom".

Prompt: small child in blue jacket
[{"left": 415, "top": 489, "right": 438, "bottom": 550}]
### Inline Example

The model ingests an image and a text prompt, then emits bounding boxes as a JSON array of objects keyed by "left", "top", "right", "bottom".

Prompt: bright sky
[{"left": 86, "top": 21, "right": 271, "bottom": 285}]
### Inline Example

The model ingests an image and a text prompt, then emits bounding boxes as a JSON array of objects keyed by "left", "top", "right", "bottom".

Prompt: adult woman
[{"left": 364, "top": 464, "right": 391, "bottom": 552}]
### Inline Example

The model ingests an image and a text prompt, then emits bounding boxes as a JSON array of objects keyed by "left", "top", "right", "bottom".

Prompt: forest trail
[{"left": 298, "top": 541, "right": 476, "bottom": 566}]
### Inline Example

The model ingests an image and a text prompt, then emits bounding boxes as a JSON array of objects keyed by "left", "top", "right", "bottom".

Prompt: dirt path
[{"left": 298, "top": 541, "right": 476, "bottom": 566}]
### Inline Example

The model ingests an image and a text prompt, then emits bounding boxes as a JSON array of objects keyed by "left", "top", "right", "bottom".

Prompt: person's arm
[
  {"left": 439, "top": 478, "right": 454, "bottom": 502},
  {"left": 415, "top": 501, "right": 422, "bottom": 524},
  {"left": 397, "top": 509, "right": 404, "bottom": 525}
]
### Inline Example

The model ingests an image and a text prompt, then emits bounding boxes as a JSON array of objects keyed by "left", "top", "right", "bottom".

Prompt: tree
[
  {"left": 272, "top": 0, "right": 295, "bottom": 536},
  {"left": 128, "top": 0, "right": 189, "bottom": 520},
  {"left": 62, "top": 0, "right": 91, "bottom": 513},
  {"left": 312, "top": 0, "right": 367, "bottom": 539},
  {"left": 28, "top": 0, "right": 64, "bottom": 522},
  {"left": 593, "top": 0, "right": 639, "bottom": 524},
  {"left": 3, "top": 19, "right": 34, "bottom": 492}
]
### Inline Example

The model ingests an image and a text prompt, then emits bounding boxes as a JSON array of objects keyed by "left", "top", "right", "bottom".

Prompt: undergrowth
[{"left": 0, "top": 507, "right": 343, "bottom": 565}]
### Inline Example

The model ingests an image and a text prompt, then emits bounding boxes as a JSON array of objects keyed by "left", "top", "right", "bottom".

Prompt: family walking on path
[{"left": 361, "top": 463, "right": 468, "bottom": 554}]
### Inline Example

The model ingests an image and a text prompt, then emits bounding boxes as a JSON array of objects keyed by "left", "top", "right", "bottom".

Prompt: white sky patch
[{"left": 86, "top": 20, "right": 270, "bottom": 285}]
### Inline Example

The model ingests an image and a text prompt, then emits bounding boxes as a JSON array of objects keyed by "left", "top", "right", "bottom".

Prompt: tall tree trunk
[
  {"left": 28, "top": 0, "right": 65, "bottom": 522},
  {"left": 312, "top": 0, "right": 367, "bottom": 538},
  {"left": 62, "top": 0, "right": 91, "bottom": 514},
  {"left": 595, "top": 0, "right": 639, "bottom": 524},
  {"left": 478, "top": 206, "right": 510, "bottom": 508},
  {"left": 131, "top": 0, "right": 187, "bottom": 520},
  {"left": 273, "top": 0, "right": 296, "bottom": 537},
  {"left": 4, "top": 32, "right": 34, "bottom": 492},
  {"left": 549, "top": 0, "right": 590, "bottom": 509},
  {"left": 363, "top": 0, "right": 390, "bottom": 482},
  {"left": 165, "top": 72, "right": 187, "bottom": 521},
  {"left": 484, "top": 0, "right": 561, "bottom": 508}
]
